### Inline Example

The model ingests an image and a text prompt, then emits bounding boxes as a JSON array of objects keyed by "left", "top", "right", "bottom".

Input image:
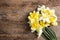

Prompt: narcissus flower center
[
  {"left": 50, "top": 16, "right": 56, "bottom": 22},
  {"left": 31, "top": 22, "right": 39, "bottom": 29},
  {"left": 39, "top": 21, "right": 45, "bottom": 27}
]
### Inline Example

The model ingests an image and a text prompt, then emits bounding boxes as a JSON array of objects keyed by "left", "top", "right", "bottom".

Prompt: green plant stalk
[
  {"left": 46, "top": 27, "right": 57, "bottom": 40},
  {"left": 42, "top": 27, "right": 57, "bottom": 40}
]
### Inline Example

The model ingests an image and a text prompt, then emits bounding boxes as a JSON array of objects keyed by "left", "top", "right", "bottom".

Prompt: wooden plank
[{"left": 0, "top": 0, "right": 60, "bottom": 40}]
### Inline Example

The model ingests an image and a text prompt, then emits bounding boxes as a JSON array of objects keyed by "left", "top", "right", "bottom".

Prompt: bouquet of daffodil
[{"left": 28, "top": 5, "right": 58, "bottom": 40}]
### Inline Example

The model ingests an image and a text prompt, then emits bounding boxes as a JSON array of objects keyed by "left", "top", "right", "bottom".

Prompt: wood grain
[{"left": 0, "top": 0, "right": 60, "bottom": 40}]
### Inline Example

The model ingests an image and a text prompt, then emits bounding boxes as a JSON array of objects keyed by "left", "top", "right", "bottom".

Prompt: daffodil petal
[
  {"left": 37, "top": 29, "right": 43, "bottom": 38},
  {"left": 51, "top": 22, "right": 58, "bottom": 26}
]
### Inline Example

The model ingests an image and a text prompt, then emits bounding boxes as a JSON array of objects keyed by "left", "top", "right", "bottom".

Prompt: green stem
[{"left": 42, "top": 27, "right": 57, "bottom": 40}]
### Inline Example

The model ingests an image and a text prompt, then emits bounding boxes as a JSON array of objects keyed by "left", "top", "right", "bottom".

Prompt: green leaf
[{"left": 42, "top": 27, "right": 57, "bottom": 40}]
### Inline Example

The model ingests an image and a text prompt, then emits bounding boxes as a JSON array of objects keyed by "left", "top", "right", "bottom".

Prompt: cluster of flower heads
[{"left": 28, "top": 5, "right": 58, "bottom": 38}]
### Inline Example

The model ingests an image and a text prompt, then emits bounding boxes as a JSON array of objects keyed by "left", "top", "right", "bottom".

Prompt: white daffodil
[
  {"left": 46, "top": 7, "right": 56, "bottom": 16},
  {"left": 37, "top": 5, "right": 45, "bottom": 11},
  {"left": 39, "top": 13, "right": 50, "bottom": 23}
]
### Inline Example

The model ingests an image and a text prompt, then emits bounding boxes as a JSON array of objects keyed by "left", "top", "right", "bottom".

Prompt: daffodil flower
[
  {"left": 37, "top": 5, "right": 45, "bottom": 11},
  {"left": 28, "top": 5, "right": 58, "bottom": 38},
  {"left": 28, "top": 11, "right": 40, "bottom": 23},
  {"left": 31, "top": 21, "right": 40, "bottom": 32}
]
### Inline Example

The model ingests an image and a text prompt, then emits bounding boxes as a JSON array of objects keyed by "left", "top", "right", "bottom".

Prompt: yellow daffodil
[
  {"left": 28, "top": 11, "right": 39, "bottom": 20},
  {"left": 39, "top": 20, "right": 45, "bottom": 28},
  {"left": 49, "top": 16, "right": 57, "bottom": 23},
  {"left": 28, "top": 5, "right": 58, "bottom": 38},
  {"left": 28, "top": 11, "right": 40, "bottom": 23},
  {"left": 51, "top": 22, "right": 58, "bottom": 26},
  {"left": 39, "top": 20, "right": 50, "bottom": 28},
  {"left": 31, "top": 21, "right": 40, "bottom": 32}
]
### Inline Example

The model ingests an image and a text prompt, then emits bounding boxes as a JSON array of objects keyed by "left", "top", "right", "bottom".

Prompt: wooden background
[{"left": 0, "top": 0, "right": 60, "bottom": 40}]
